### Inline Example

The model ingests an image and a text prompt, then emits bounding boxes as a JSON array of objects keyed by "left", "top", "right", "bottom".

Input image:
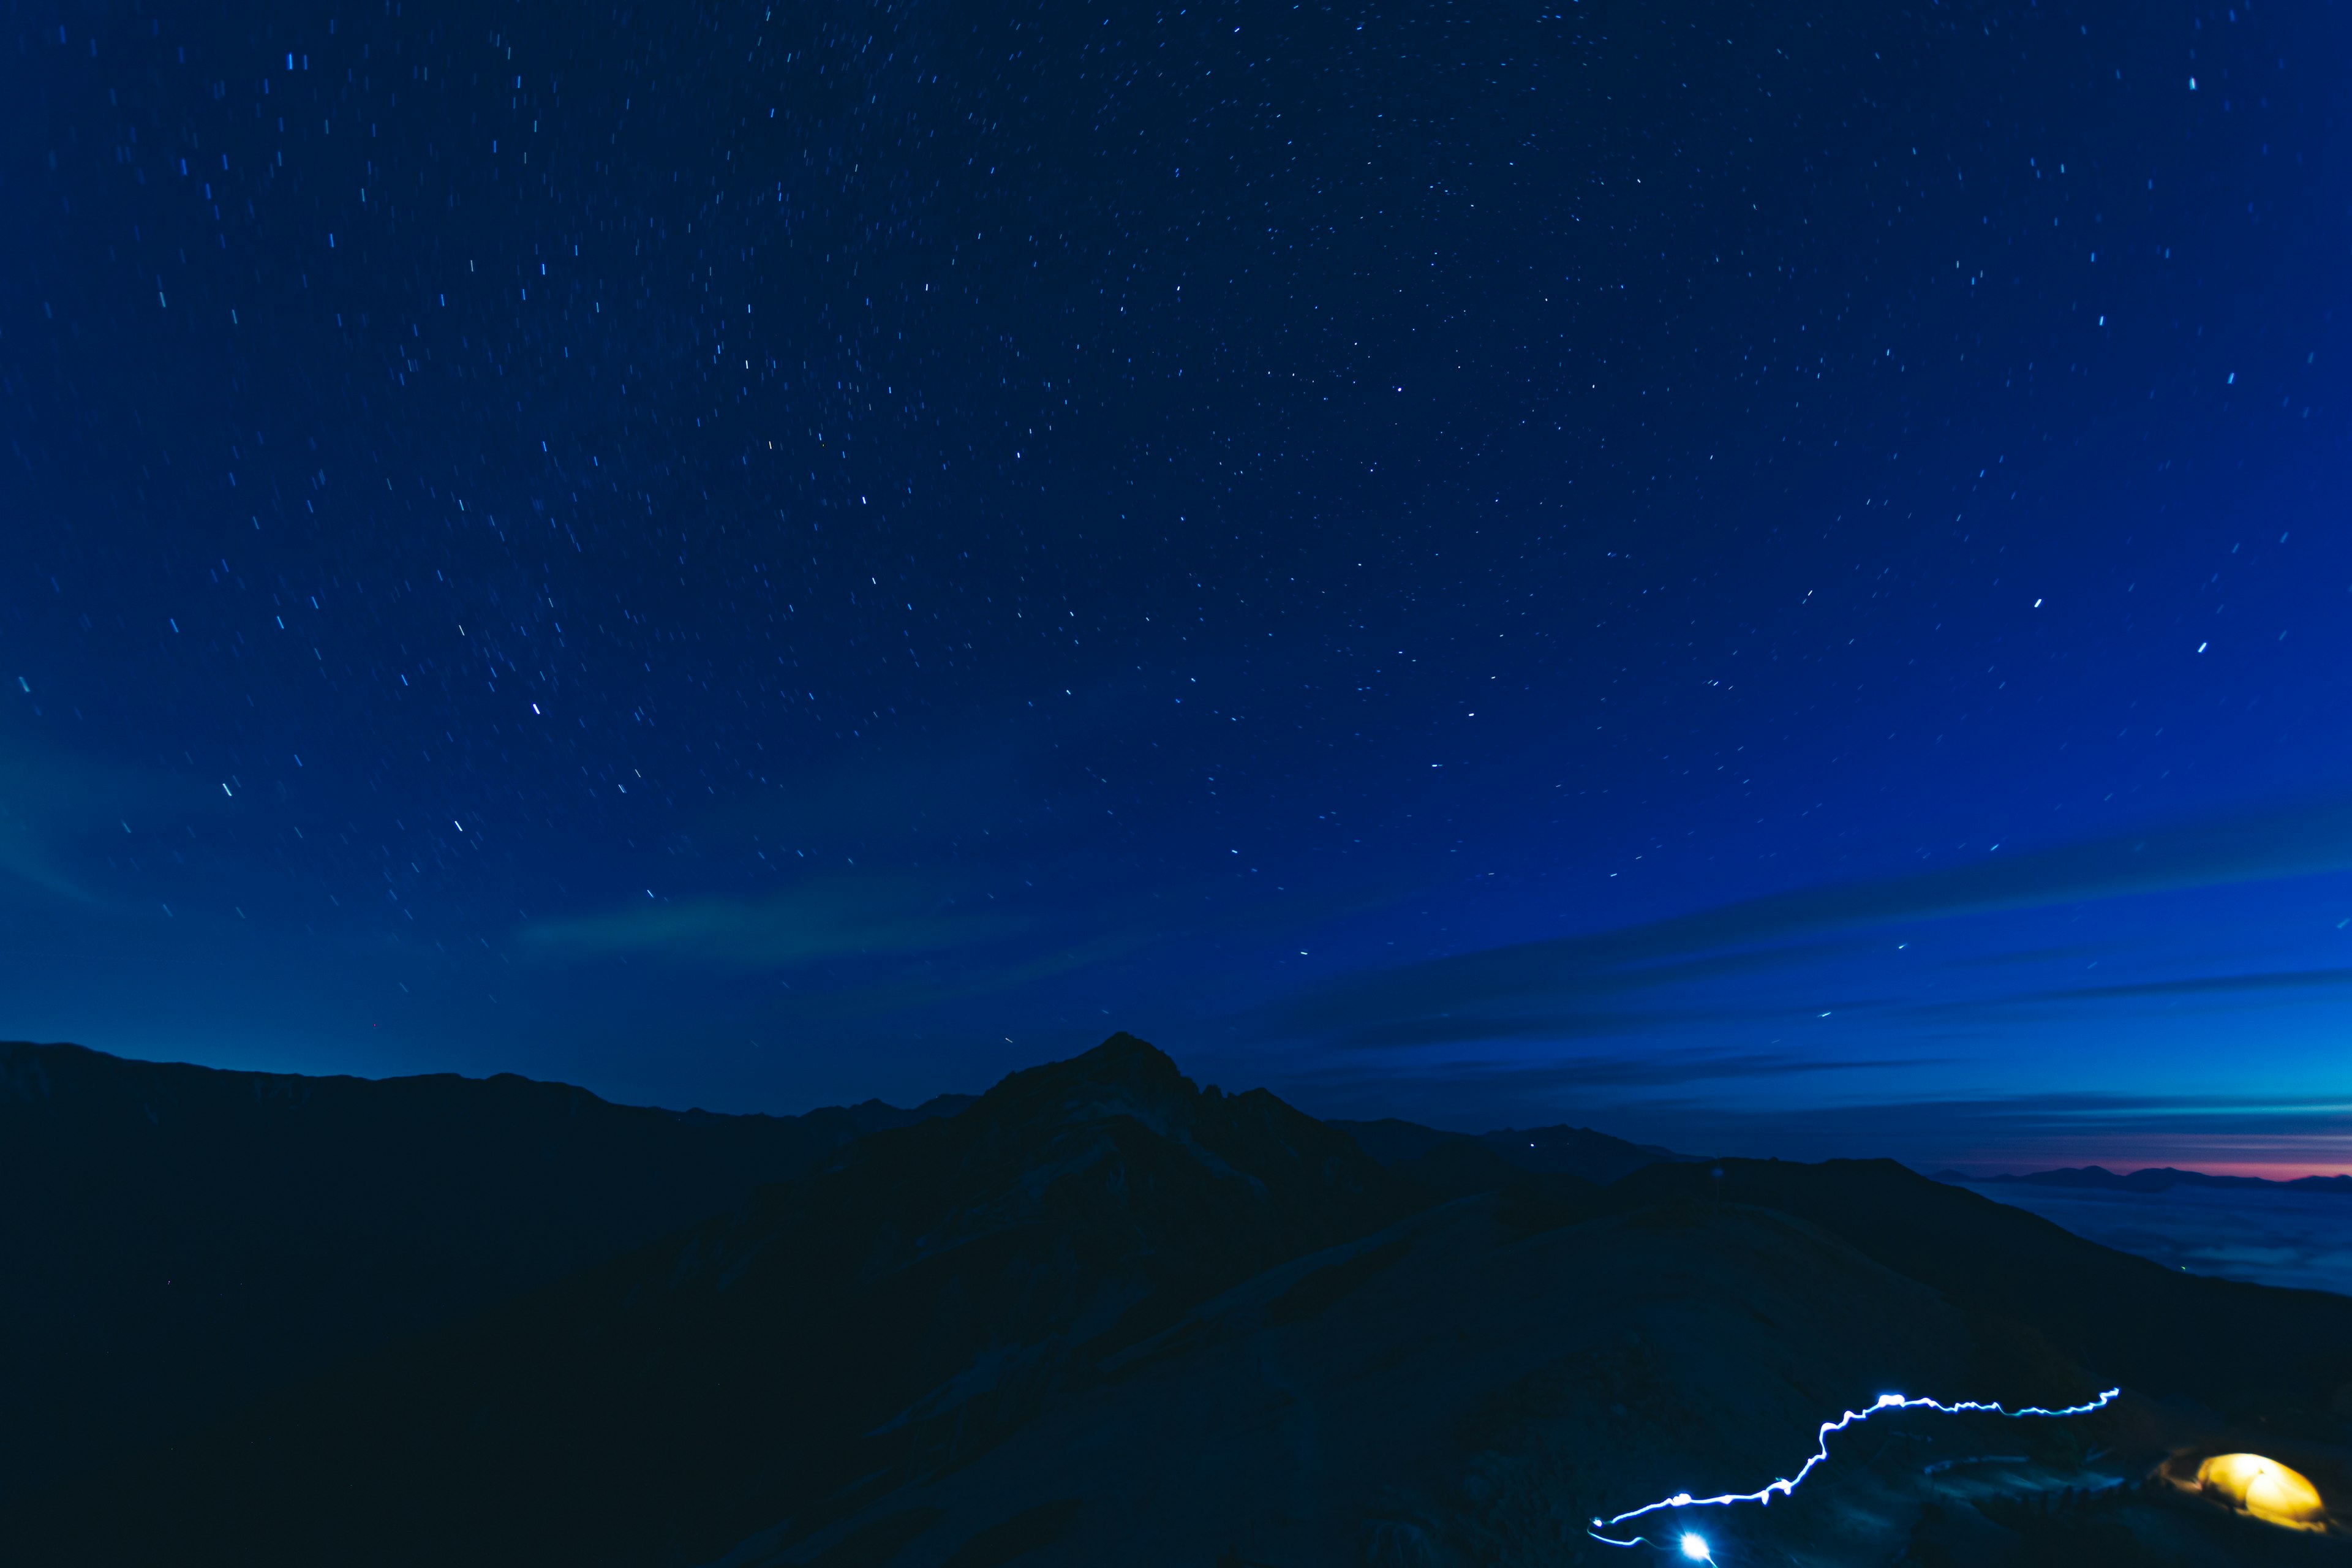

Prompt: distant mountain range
[
  {"left": 0, "top": 1039, "right": 970, "bottom": 1501},
  {"left": 1939, "top": 1164, "right": 2352, "bottom": 1194},
  {"left": 15, "top": 1033, "right": 2352, "bottom": 1567}
]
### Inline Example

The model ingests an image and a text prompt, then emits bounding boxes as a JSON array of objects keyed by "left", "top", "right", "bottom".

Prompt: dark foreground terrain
[
  {"left": 0, "top": 1038, "right": 968, "bottom": 1499},
  {"left": 15, "top": 1035, "right": 2352, "bottom": 1566}
]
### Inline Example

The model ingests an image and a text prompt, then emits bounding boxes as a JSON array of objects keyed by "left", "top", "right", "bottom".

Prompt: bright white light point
[
  {"left": 1878, "top": 1393, "right": 1905, "bottom": 1406},
  {"left": 1680, "top": 1533, "right": 1711, "bottom": 1561},
  {"left": 454, "top": 821, "right": 463, "bottom": 831}
]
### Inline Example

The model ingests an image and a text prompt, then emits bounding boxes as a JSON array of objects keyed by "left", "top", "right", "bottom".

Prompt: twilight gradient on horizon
[{"left": 4, "top": 0, "right": 2350, "bottom": 1172}]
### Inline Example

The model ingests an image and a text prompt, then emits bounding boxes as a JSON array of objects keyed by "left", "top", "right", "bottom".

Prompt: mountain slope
[
  {"left": 26, "top": 1043, "right": 2352, "bottom": 1566},
  {"left": 0, "top": 1038, "right": 967, "bottom": 1500},
  {"left": 722, "top": 1159, "right": 2352, "bottom": 1567},
  {"left": 1332, "top": 1116, "right": 1700, "bottom": 1185},
  {"left": 1479, "top": 1122, "right": 1706, "bottom": 1184},
  {"left": 1615, "top": 1157, "right": 2352, "bottom": 1437},
  {"left": 727, "top": 1189, "right": 1982, "bottom": 1568},
  {"left": 34, "top": 1034, "right": 1412, "bottom": 1568}
]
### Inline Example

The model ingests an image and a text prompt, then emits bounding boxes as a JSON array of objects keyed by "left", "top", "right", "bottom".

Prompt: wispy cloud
[
  {"left": 0, "top": 721, "right": 158, "bottom": 910},
  {"left": 1316, "top": 940, "right": 1868, "bottom": 1049},
  {"left": 1265, "top": 1047, "right": 1954, "bottom": 1135},
  {"left": 519, "top": 869, "right": 1036, "bottom": 968},
  {"left": 2015, "top": 967, "right": 2352, "bottom": 1003},
  {"left": 1267, "top": 798, "right": 2352, "bottom": 1047},
  {"left": 1615, "top": 1088, "right": 2352, "bottom": 1175},
  {"left": 1299, "top": 1049, "right": 1943, "bottom": 1093},
  {"left": 1882, "top": 966, "right": 2352, "bottom": 1026}
]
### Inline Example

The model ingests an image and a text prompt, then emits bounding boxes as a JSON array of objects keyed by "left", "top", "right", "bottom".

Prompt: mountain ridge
[
  {"left": 1330, "top": 1115, "right": 1704, "bottom": 1185},
  {"left": 1941, "top": 1163, "right": 2352, "bottom": 1195},
  {"left": 29, "top": 1032, "right": 1416, "bottom": 1567},
  {"left": 0, "top": 1037, "right": 971, "bottom": 1501},
  {"left": 20, "top": 1035, "right": 2352, "bottom": 1566}
]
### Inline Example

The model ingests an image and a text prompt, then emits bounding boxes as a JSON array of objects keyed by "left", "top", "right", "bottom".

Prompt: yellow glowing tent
[{"left": 2196, "top": 1453, "right": 2327, "bottom": 1531}]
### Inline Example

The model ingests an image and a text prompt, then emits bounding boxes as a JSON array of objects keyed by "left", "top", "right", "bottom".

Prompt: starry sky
[{"left": 6, "top": 0, "right": 2351, "bottom": 1173}]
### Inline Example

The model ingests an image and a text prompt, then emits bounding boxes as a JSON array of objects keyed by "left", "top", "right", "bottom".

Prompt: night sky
[{"left": 7, "top": 0, "right": 2350, "bottom": 1173}]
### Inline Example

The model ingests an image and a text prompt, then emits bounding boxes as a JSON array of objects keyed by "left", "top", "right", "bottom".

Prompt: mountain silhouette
[
  {"left": 1959, "top": 1164, "right": 2352, "bottom": 1196},
  {"left": 0, "top": 1038, "right": 968, "bottom": 1500},
  {"left": 17, "top": 1035, "right": 2352, "bottom": 1567},
  {"left": 29, "top": 1035, "right": 1408, "bottom": 1566},
  {"left": 1331, "top": 1116, "right": 1702, "bottom": 1186}
]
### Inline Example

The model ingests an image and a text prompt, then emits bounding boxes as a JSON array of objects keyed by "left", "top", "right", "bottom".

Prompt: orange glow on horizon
[{"left": 1964, "top": 1161, "right": 2351, "bottom": 1184}]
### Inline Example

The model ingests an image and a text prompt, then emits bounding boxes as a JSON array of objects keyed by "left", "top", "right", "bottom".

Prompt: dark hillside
[
  {"left": 1613, "top": 1157, "right": 2352, "bottom": 1439},
  {"left": 31, "top": 1034, "right": 1411, "bottom": 1568},
  {"left": 1478, "top": 1121, "right": 1705, "bottom": 1184},
  {"left": 1332, "top": 1115, "right": 1697, "bottom": 1185},
  {"left": 26, "top": 1046, "right": 2352, "bottom": 1567},
  {"left": 0, "top": 1038, "right": 967, "bottom": 1499}
]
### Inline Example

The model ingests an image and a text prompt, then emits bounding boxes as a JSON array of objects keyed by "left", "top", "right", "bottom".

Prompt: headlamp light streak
[{"left": 1587, "top": 1387, "right": 2121, "bottom": 1552}]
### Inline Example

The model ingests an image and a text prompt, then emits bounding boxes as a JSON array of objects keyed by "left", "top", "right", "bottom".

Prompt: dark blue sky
[{"left": 7, "top": 0, "right": 2350, "bottom": 1172}]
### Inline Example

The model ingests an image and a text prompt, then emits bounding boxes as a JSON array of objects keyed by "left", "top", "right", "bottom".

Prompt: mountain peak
[
  {"left": 1008, "top": 1030, "right": 1185, "bottom": 1089},
  {"left": 972, "top": 1030, "right": 1204, "bottom": 1142}
]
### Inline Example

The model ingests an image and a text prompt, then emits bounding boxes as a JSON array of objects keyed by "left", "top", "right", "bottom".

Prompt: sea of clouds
[{"left": 1949, "top": 1179, "right": 2352, "bottom": 1298}]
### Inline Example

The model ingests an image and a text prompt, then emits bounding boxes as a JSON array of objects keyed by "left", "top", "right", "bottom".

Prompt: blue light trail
[{"left": 1588, "top": 1387, "right": 2121, "bottom": 1553}]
